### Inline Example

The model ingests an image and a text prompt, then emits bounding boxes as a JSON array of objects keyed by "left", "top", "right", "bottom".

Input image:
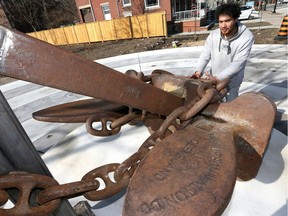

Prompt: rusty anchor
[
  {"left": 0, "top": 25, "right": 276, "bottom": 216},
  {"left": 124, "top": 92, "right": 276, "bottom": 216}
]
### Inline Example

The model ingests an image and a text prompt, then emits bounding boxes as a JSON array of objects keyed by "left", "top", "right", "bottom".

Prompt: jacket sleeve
[
  {"left": 217, "top": 35, "right": 254, "bottom": 80},
  {"left": 195, "top": 33, "right": 213, "bottom": 73}
]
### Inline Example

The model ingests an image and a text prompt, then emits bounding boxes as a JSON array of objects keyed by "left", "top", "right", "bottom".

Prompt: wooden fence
[{"left": 27, "top": 12, "right": 167, "bottom": 46}]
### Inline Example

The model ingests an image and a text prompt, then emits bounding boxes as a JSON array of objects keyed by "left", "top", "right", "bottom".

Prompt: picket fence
[{"left": 27, "top": 12, "right": 167, "bottom": 46}]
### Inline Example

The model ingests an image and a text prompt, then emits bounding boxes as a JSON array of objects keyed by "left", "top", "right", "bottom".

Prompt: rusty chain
[
  {"left": 85, "top": 112, "right": 140, "bottom": 136},
  {"left": 0, "top": 76, "right": 228, "bottom": 216},
  {"left": 84, "top": 70, "right": 154, "bottom": 137}
]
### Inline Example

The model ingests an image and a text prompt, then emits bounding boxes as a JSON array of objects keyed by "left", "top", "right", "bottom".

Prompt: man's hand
[
  {"left": 204, "top": 72, "right": 219, "bottom": 81},
  {"left": 189, "top": 71, "right": 202, "bottom": 79}
]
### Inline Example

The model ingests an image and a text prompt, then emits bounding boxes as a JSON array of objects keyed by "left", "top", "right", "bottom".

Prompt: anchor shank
[{"left": 0, "top": 26, "right": 183, "bottom": 116}]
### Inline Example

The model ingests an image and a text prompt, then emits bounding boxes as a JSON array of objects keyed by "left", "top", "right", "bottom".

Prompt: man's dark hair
[{"left": 215, "top": 3, "right": 241, "bottom": 20}]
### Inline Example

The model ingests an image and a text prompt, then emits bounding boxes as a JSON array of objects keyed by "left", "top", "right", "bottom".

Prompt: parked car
[{"left": 239, "top": 5, "right": 259, "bottom": 20}]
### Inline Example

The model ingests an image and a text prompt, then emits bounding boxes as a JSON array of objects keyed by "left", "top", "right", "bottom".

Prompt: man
[{"left": 191, "top": 3, "right": 254, "bottom": 101}]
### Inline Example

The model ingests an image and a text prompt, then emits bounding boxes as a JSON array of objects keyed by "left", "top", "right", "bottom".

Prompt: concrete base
[{"left": 0, "top": 45, "right": 287, "bottom": 215}]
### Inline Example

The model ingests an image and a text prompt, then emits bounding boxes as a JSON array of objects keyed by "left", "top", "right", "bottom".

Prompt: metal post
[
  {"left": 0, "top": 91, "right": 77, "bottom": 216},
  {"left": 272, "top": 0, "right": 277, "bottom": 13}
]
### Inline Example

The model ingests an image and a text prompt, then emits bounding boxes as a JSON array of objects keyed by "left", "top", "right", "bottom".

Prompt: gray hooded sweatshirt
[{"left": 196, "top": 23, "right": 254, "bottom": 88}]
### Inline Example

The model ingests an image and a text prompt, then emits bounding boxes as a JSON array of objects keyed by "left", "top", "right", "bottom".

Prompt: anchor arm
[{"left": 0, "top": 25, "right": 183, "bottom": 116}]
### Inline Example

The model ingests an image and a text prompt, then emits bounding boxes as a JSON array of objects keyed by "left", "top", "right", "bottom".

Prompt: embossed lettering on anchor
[{"left": 153, "top": 140, "right": 200, "bottom": 181}]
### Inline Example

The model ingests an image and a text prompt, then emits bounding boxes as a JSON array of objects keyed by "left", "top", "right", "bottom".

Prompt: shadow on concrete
[{"left": 259, "top": 80, "right": 288, "bottom": 135}]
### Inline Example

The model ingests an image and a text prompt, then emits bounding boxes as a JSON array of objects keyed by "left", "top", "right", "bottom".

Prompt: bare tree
[
  {"left": 0, "top": 0, "right": 79, "bottom": 32},
  {"left": 1, "top": 0, "right": 43, "bottom": 31},
  {"left": 43, "top": 0, "right": 79, "bottom": 29}
]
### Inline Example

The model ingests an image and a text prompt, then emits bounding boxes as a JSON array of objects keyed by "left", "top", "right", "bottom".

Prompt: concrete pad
[{"left": 0, "top": 45, "right": 287, "bottom": 215}]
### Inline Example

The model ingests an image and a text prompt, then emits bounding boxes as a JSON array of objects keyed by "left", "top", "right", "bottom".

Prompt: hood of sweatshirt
[{"left": 218, "top": 22, "right": 247, "bottom": 54}]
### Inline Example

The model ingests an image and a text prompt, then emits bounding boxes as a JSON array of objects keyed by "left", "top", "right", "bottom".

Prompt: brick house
[
  {"left": 0, "top": 5, "right": 10, "bottom": 28},
  {"left": 74, "top": 0, "right": 217, "bottom": 33},
  {"left": 75, "top": 0, "right": 171, "bottom": 21}
]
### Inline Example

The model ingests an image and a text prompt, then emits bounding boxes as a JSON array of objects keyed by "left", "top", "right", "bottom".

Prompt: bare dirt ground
[
  {"left": 61, "top": 22, "right": 287, "bottom": 61},
  {"left": 0, "top": 22, "right": 286, "bottom": 85}
]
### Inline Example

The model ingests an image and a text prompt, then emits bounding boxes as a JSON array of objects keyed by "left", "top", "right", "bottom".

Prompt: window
[
  {"left": 144, "top": 0, "right": 159, "bottom": 8},
  {"left": 122, "top": 0, "right": 131, "bottom": 7},
  {"left": 80, "top": 7, "right": 93, "bottom": 22},
  {"left": 101, "top": 4, "right": 111, "bottom": 20}
]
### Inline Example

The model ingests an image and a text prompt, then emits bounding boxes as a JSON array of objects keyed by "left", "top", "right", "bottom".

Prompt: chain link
[
  {"left": 85, "top": 111, "right": 140, "bottom": 136},
  {"left": 0, "top": 172, "right": 61, "bottom": 216},
  {"left": 112, "top": 79, "right": 224, "bottom": 180},
  {"left": 0, "top": 77, "right": 228, "bottom": 215},
  {"left": 110, "top": 112, "right": 139, "bottom": 129},
  {"left": 125, "top": 69, "right": 153, "bottom": 82},
  {"left": 82, "top": 163, "right": 130, "bottom": 201},
  {"left": 37, "top": 179, "right": 100, "bottom": 204},
  {"left": 85, "top": 112, "right": 121, "bottom": 136}
]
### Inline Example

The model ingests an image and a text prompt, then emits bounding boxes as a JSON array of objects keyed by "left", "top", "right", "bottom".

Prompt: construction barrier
[{"left": 275, "top": 15, "right": 288, "bottom": 40}]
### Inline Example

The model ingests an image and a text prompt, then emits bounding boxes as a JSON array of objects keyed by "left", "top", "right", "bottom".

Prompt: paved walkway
[
  {"left": 260, "top": 4, "right": 288, "bottom": 27},
  {"left": 0, "top": 43, "right": 287, "bottom": 215}
]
